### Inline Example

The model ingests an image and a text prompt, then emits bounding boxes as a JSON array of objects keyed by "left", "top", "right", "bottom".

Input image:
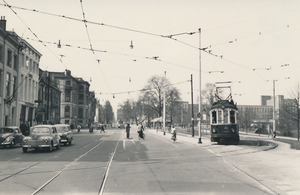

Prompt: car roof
[
  {"left": 0, "top": 126, "right": 19, "bottom": 129},
  {"left": 34, "top": 125, "right": 55, "bottom": 128},
  {"left": 53, "top": 124, "right": 70, "bottom": 127}
]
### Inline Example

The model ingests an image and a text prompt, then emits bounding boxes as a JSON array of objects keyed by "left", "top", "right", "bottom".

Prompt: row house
[
  {"left": 36, "top": 69, "right": 61, "bottom": 125},
  {"left": 52, "top": 69, "right": 94, "bottom": 128},
  {"left": 0, "top": 17, "right": 41, "bottom": 127}
]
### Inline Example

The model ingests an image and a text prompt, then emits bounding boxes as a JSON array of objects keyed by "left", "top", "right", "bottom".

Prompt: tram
[{"left": 210, "top": 87, "right": 239, "bottom": 144}]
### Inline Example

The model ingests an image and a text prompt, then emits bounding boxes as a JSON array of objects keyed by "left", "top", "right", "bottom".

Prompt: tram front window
[
  {"left": 224, "top": 110, "right": 228, "bottom": 124},
  {"left": 218, "top": 110, "right": 222, "bottom": 124},
  {"left": 230, "top": 110, "right": 235, "bottom": 123},
  {"left": 211, "top": 110, "right": 217, "bottom": 124}
]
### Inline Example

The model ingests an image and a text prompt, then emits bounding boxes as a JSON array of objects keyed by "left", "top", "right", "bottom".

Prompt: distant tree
[
  {"left": 166, "top": 87, "right": 181, "bottom": 124},
  {"left": 141, "top": 75, "right": 170, "bottom": 117},
  {"left": 239, "top": 107, "right": 255, "bottom": 133},
  {"left": 119, "top": 99, "right": 134, "bottom": 123},
  {"left": 104, "top": 101, "right": 114, "bottom": 124},
  {"left": 280, "top": 83, "right": 300, "bottom": 141},
  {"left": 98, "top": 104, "right": 105, "bottom": 124}
]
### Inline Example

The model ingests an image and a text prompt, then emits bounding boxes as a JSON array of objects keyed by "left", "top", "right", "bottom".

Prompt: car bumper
[
  {"left": 60, "top": 139, "right": 68, "bottom": 143},
  {"left": 22, "top": 144, "right": 50, "bottom": 148},
  {"left": 0, "top": 142, "right": 11, "bottom": 146}
]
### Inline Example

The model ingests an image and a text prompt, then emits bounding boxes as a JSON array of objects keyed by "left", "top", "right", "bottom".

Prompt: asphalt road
[{"left": 0, "top": 126, "right": 277, "bottom": 195}]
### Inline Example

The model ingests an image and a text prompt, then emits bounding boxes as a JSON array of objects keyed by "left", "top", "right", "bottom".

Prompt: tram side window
[
  {"left": 224, "top": 110, "right": 228, "bottom": 124},
  {"left": 212, "top": 111, "right": 216, "bottom": 124},
  {"left": 218, "top": 110, "right": 222, "bottom": 124},
  {"left": 230, "top": 110, "right": 235, "bottom": 123}
]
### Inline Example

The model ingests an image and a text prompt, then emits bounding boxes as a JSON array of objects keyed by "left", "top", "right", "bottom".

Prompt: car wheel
[
  {"left": 10, "top": 140, "right": 15, "bottom": 148},
  {"left": 22, "top": 147, "right": 28, "bottom": 153}
]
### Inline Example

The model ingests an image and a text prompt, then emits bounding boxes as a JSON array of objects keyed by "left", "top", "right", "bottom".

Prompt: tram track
[
  {"left": 0, "top": 133, "right": 118, "bottom": 195},
  {"left": 31, "top": 140, "right": 105, "bottom": 195},
  {"left": 28, "top": 134, "right": 121, "bottom": 195}
]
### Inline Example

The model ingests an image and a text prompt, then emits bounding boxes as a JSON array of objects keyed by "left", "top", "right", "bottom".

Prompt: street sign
[{"left": 197, "top": 112, "right": 201, "bottom": 118}]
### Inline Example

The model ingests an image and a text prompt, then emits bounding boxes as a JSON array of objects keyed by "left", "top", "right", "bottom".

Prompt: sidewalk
[{"left": 146, "top": 128, "right": 300, "bottom": 195}]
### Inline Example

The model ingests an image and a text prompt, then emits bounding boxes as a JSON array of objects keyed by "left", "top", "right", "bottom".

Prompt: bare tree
[
  {"left": 281, "top": 83, "right": 300, "bottom": 141},
  {"left": 141, "top": 75, "right": 170, "bottom": 117},
  {"left": 239, "top": 107, "right": 256, "bottom": 133}
]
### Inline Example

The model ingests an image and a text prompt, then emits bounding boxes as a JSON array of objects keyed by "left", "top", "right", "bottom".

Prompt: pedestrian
[
  {"left": 125, "top": 124, "right": 131, "bottom": 138},
  {"left": 20, "top": 122, "right": 27, "bottom": 136},
  {"left": 100, "top": 125, "right": 105, "bottom": 133}
]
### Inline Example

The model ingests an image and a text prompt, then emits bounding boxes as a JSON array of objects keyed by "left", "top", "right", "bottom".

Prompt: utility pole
[
  {"left": 198, "top": 28, "right": 202, "bottom": 143},
  {"left": 163, "top": 71, "right": 166, "bottom": 135},
  {"left": 47, "top": 72, "right": 50, "bottom": 122},
  {"left": 191, "top": 74, "right": 194, "bottom": 137},
  {"left": 273, "top": 80, "right": 276, "bottom": 135}
]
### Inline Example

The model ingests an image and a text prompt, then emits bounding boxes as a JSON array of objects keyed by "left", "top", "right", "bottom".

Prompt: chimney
[{"left": 0, "top": 16, "right": 6, "bottom": 31}]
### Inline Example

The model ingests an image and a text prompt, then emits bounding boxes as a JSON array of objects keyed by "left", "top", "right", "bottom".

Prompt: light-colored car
[
  {"left": 54, "top": 124, "right": 73, "bottom": 146},
  {"left": 22, "top": 125, "right": 60, "bottom": 153},
  {"left": 0, "top": 126, "right": 24, "bottom": 148}
]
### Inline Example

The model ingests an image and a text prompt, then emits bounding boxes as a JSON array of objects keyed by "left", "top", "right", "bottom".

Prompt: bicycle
[{"left": 137, "top": 130, "right": 145, "bottom": 140}]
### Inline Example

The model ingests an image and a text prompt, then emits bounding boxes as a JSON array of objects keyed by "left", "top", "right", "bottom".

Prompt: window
[
  {"left": 78, "top": 108, "right": 83, "bottom": 118},
  {"left": 6, "top": 73, "right": 11, "bottom": 97},
  {"left": 66, "top": 80, "right": 71, "bottom": 86},
  {"left": 224, "top": 110, "right": 228, "bottom": 124},
  {"left": 0, "top": 70, "right": 2, "bottom": 96},
  {"left": 218, "top": 110, "right": 222, "bottom": 124},
  {"left": 65, "top": 91, "right": 70, "bottom": 102},
  {"left": 7, "top": 49, "right": 12, "bottom": 67},
  {"left": 12, "top": 76, "right": 17, "bottom": 98},
  {"left": 65, "top": 106, "right": 70, "bottom": 117},
  {"left": 211, "top": 110, "right": 217, "bottom": 124},
  {"left": 13, "top": 55, "right": 18, "bottom": 70},
  {"left": 25, "top": 56, "right": 29, "bottom": 68},
  {"left": 230, "top": 110, "right": 235, "bottom": 123},
  {"left": 79, "top": 94, "right": 84, "bottom": 104},
  {"left": 0, "top": 44, "right": 3, "bottom": 63}
]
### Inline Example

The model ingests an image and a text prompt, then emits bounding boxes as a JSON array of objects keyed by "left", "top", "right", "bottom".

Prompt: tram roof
[{"left": 211, "top": 100, "right": 238, "bottom": 110}]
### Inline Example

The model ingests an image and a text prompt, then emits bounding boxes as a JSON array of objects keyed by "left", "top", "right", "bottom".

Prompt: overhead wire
[{"left": 2, "top": 0, "right": 68, "bottom": 69}]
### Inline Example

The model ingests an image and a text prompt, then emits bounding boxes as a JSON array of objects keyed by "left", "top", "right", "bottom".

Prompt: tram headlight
[{"left": 212, "top": 127, "right": 217, "bottom": 133}]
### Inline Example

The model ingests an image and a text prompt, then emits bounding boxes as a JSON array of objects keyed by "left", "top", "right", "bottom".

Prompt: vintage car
[
  {"left": 0, "top": 126, "right": 24, "bottom": 148},
  {"left": 54, "top": 124, "right": 73, "bottom": 146},
  {"left": 22, "top": 125, "right": 61, "bottom": 153}
]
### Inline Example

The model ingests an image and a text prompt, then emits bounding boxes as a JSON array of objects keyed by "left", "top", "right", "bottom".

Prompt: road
[{"left": 0, "top": 125, "right": 290, "bottom": 195}]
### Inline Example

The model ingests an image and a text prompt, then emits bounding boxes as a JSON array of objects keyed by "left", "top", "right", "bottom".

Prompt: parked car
[
  {"left": 0, "top": 126, "right": 24, "bottom": 148},
  {"left": 54, "top": 124, "right": 73, "bottom": 146},
  {"left": 22, "top": 125, "right": 61, "bottom": 153}
]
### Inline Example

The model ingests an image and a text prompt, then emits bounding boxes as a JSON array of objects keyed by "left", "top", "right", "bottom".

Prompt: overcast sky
[{"left": 1, "top": 0, "right": 299, "bottom": 113}]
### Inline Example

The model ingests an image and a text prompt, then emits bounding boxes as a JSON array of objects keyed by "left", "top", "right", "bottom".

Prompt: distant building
[
  {"left": 52, "top": 69, "right": 93, "bottom": 127},
  {"left": 36, "top": 69, "right": 61, "bottom": 125}
]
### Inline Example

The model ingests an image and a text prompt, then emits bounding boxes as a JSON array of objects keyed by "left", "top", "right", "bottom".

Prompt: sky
[{"left": 1, "top": 0, "right": 299, "bottom": 114}]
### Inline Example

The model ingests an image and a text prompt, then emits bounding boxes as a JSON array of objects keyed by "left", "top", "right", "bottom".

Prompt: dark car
[
  {"left": 22, "top": 125, "right": 60, "bottom": 153},
  {"left": 0, "top": 126, "right": 24, "bottom": 148},
  {"left": 54, "top": 124, "right": 73, "bottom": 146}
]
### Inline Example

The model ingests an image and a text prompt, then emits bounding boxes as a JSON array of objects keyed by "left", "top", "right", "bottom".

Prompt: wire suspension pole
[
  {"left": 198, "top": 28, "right": 202, "bottom": 144},
  {"left": 163, "top": 71, "right": 166, "bottom": 135}
]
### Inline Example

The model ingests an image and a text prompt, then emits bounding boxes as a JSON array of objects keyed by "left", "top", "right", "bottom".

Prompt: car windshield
[
  {"left": 56, "top": 126, "right": 69, "bottom": 133},
  {"left": 0, "top": 128, "right": 13, "bottom": 133},
  {"left": 32, "top": 128, "right": 50, "bottom": 134}
]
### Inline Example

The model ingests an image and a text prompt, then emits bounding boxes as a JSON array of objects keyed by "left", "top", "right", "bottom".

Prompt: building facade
[
  {"left": 53, "top": 69, "right": 94, "bottom": 128},
  {"left": 36, "top": 69, "right": 61, "bottom": 125},
  {"left": 0, "top": 17, "right": 41, "bottom": 128}
]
